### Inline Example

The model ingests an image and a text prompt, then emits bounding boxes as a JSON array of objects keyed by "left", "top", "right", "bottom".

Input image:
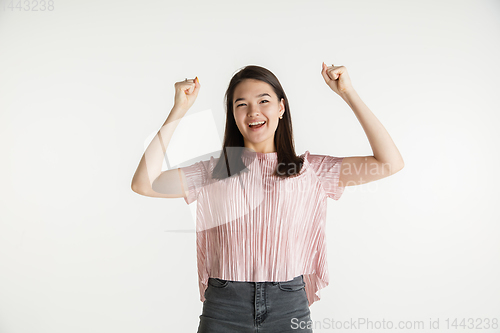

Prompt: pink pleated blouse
[{"left": 180, "top": 148, "right": 345, "bottom": 307}]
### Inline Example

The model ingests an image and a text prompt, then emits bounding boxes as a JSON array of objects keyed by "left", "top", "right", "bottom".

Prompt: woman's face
[{"left": 232, "top": 79, "right": 285, "bottom": 153}]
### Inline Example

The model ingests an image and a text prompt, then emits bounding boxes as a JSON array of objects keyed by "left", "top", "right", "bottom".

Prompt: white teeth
[{"left": 249, "top": 121, "right": 265, "bottom": 126}]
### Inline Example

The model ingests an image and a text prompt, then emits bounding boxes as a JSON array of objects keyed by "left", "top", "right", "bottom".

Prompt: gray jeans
[{"left": 197, "top": 274, "right": 313, "bottom": 332}]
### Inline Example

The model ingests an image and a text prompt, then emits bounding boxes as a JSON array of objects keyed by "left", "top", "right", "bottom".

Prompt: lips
[
  {"left": 248, "top": 120, "right": 266, "bottom": 131},
  {"left": 247, "top": 120, "right": 267, "bottom": 127}
]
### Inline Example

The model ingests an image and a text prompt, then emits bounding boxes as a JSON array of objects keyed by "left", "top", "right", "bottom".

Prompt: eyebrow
[{"left": 234, "top": 93, "right": 271, "bottom": 104}]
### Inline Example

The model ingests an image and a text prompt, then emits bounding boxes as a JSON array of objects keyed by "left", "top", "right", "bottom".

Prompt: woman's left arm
[{"left": 321, "top": 62, "right": 404, "bottom": 187}]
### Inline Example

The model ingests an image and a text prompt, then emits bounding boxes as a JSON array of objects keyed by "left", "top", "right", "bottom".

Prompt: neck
[
  {"left": 242, "top": 147, "right": 278, "bottom": 160},
  {"left": 244, "top": 142, "right": 276, "bottom": 154}
]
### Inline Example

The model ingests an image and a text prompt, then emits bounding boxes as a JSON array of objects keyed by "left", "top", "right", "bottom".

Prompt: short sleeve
[
  {"left": 179, "top": 160, "right": 208, "bottom": 205},
  {"left": 307, "top": 152, "right": 345, "bottom": 200}
]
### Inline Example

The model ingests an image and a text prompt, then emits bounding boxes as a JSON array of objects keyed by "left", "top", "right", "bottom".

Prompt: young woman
[{"left": 131, "top": 64, "right": 404, "bottom": 332}]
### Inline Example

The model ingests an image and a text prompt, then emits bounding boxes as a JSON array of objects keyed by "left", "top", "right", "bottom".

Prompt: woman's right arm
[{"left": 131, "top": 77, "right": 200, "bottom": 198}]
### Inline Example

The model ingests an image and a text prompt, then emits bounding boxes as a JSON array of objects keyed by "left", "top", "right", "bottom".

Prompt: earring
[{"left": 279, "top": 116, "right": 283, "bottom": 119}]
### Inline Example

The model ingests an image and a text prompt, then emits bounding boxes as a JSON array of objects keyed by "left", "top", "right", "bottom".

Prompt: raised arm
[
  {"left": 321, "top": 63, "right": 404, "bottom": 187},
  {"left": 131, "top": 77, "right": 200, "bottom": 198}
]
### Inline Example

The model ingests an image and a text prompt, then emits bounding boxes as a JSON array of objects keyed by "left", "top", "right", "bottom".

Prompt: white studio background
[{"left": 0, "top": 0, "right": 499, "bottom": 332}]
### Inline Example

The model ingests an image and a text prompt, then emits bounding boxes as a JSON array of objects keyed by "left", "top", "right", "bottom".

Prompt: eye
[{"left": 236, "top": 100, "right": 268, "bottom": 108}]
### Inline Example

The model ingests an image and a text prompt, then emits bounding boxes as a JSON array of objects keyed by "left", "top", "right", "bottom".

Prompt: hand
[
  {"left": 173, "top": 77, "right": 201, "bottom": 111},
  {"left": 321, "top": 62, "right": 354, "bottom": 96}
]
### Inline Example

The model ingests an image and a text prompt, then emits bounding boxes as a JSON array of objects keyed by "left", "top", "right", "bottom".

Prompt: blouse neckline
[{"left": 239, "top": 148, "right": 311, "bottom": 180}]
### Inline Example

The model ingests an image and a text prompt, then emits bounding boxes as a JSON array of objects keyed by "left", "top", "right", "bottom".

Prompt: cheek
[
  {"left": 238, "top": 120, "right": 246, "bottom": 130},
  {"left": 234, "top": 116, "right": 244, "bottom": 128}
]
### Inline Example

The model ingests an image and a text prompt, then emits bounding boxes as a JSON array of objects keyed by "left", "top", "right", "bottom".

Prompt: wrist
[
  {"left": 172, "top": 104, "right": 189, "bottom": 113},
  {"left": 169, "top": 105, "right": 188, "bottom": 119},
  {"left": 162, "top": 109, "right": 185, "bottom": 126},
  {"left": 339, "top": 87, "right": 357, "bottom": 101}
]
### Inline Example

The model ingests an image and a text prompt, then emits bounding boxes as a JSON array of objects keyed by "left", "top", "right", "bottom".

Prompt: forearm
[
  {"left": 340, "top": 88, "right": 404, "bottom": 170},
  {"left": 131, "top": 106, "right": 187, "bottom": 191}
]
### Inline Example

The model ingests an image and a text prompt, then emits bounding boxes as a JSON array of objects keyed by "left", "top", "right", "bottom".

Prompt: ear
[{"left": 280, "top": 98, "right": 285, "bottom": 116}]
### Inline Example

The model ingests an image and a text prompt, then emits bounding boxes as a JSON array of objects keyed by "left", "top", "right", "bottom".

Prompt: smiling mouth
[{"left": 248, "top": 121, "right": 266, "bottom": 129}]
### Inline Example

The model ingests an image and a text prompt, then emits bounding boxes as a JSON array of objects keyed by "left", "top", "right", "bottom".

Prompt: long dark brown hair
[{"left": 211, "top": 65, "right": 304, "bottom": 180}]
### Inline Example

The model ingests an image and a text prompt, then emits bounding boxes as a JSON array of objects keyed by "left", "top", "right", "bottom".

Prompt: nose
[{"left": 246, "top": 103, "right": 260, "bottom": 117}]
